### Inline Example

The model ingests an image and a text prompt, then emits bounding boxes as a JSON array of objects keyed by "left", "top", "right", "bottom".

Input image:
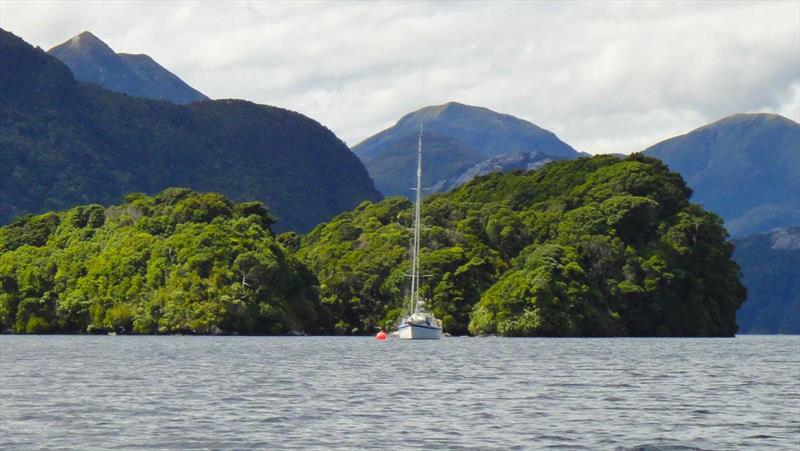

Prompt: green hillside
[{"left": 0, "top": 28, "right": 381, "bottom": 233}]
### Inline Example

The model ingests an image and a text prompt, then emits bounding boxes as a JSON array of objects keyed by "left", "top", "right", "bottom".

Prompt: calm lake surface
[{"left": 1, "top": 335, "right": 798, "bottom": 450}]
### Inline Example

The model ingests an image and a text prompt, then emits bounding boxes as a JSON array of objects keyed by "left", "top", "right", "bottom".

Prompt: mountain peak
[
  {"left": 431, "top": 100, "right": 470, "bottom": 113},
  {"left": 56, "top": 30, "right": 115, "bottom": 55},
  {"left": 47, "top": 31, "right": 208, "bottom": 105},
  {"left": 353, "top": 102, "right": 580, "bottom": 198},
  {"left": 75, "top": 30, "right": 101, "bottom": 42},
  {"left": 357, "top": 101, "right": 578, "bottom": 160},
  {"left": 710, "top": 112, "right": 798, "bottom": 128},
  {"left": 402, "top": 101, "right": 488, "bottom": 124}
]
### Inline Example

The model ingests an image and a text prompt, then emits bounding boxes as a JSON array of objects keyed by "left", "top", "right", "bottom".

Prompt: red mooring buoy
[{"left": 376, "top": 330, "right": 388, "bottom": 341}]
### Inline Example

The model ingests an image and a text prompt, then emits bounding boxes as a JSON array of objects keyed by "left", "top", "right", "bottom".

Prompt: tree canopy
[
  {"left": 0, "top": 189, "right": 325, "bottom": 334},
  {"left": 1, "top": 155, "right": 746, "bottom": 336},
  {"left": 299, "top": 154, "right": 745, "bottom": 337}
]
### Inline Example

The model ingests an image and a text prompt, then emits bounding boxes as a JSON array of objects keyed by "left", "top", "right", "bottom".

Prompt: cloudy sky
[{"left": 2, "top": 1, "right": 798, "bottom": 153}]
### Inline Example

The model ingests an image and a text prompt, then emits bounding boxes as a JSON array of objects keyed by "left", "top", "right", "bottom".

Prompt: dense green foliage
[
  {"left": 0, "top": 156, "right": 746, "bottom": 336},
  {"left": 354, "top": 101, "right": 581, "bottom": 198},
  {"left": 0, "top": 29, "right": 380, "bottom": 232},
  {"left": 643, "top": 113, "right": 800, "bottom": 236},
  {"left": 48, "top": 31, "right": 208, "bottom": 105},
  {"left": 732, "top": 227, "right": 800, "bottom": 334},
  {"left": 299, "top": 154, "right": 745, "bottom": 337},
  {"left": 0, "top": 189, "right": 326, "bottom": 334}
]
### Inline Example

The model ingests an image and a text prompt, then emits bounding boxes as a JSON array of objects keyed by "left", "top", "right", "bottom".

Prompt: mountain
[
  {"left": 732, "top": 227, "right": 800, "bottom": 334},
  {"left": 359, "top": 131, "right": 486, "bottom": 197},
  {"left": 300, "top": 154, "right": 744, "bottom": 337},
  {"left": 48, "top": 31, "right": 208, "bottom": 104},
  {"left": 353, "top": 102, "right": 582, "bottom": 197},
  {"left": 0, "top": 29, "right": 380, "bottom": 232},
  {"left": 430, "top": 150, "right": 567, "bottom": 193},
  {"left": 643, "top": 113, "right": 800, "bottom": 236}
]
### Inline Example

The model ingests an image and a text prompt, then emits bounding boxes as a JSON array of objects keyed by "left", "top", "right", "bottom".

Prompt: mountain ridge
[
  {"left": 0, "top": 28, "right": 381, "bottom": 232},
  {"left": 48, "top": 30, "right": 208, "bottom": 105}
]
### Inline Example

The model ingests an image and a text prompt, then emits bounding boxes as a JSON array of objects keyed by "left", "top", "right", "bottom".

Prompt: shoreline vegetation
[{"left": 0, "top": 155, "right": 746, "bottom": 337}]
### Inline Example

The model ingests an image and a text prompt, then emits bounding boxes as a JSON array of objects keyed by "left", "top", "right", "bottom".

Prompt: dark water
[{"left": 1, "top": 335, "right": 798, "bottom": 450}]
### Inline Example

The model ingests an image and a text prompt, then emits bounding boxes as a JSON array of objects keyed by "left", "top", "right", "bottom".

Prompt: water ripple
[{"left": 1, "top": 335, "right": 798, "bottom": 449}]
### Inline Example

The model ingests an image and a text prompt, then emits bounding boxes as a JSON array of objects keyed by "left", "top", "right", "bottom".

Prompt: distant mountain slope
[
  {"left": 430, "top": 150, "right": 567, "bottom": 193},
  {"left": 48, "top": 31, "right": 208, "bottom": 104},
  {"left": 733, "top": 227, "right": 800, "bottom": 334},
  {"left": 354, "top": 102, "right": 581, "bottom": 197},
  {"left": 0, "top": 29, "right": 380, "bottom": 232},
  {"left": 359, "top": 132, "right": 486, "bottom": 197},
  {"left": 643, "top": 113, "right": 800, "bottom": 236}
]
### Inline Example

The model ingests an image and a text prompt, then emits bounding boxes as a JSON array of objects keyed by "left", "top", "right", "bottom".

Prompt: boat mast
[{"left": 410, "top": 125, "right": 424, "bottom": 313}]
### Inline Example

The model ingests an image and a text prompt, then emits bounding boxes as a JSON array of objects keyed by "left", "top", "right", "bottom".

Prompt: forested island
[{"left": 0, "top": 155, "right": 745, "bottom": 336}]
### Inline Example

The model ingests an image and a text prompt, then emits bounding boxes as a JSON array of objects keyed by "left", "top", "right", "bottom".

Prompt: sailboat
[{"left": 395, "top": 127, "right": 443, "bottom": 340}]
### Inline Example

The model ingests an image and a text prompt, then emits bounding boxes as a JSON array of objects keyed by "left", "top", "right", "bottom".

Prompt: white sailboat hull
[{"left": 396, "top": 323, "right": 442, "bottom": 340}]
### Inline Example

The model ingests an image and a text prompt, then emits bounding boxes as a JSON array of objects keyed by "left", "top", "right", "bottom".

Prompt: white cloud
[
  {"left": 768, "top": 80, "right": 800, "bottom": 121},
  {"left": 1, "top": 1, "right": 798, "bottom": 153}
]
